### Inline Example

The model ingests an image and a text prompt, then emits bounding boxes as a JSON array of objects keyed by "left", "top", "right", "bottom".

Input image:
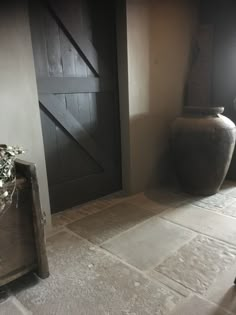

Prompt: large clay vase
[{"left": 171, "top": 107, "right": 236, "bottom": 195}]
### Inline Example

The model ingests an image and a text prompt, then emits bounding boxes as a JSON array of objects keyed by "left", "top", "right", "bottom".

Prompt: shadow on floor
[{"left": 8, "top": 272, "right": 40, "bottom": 295}]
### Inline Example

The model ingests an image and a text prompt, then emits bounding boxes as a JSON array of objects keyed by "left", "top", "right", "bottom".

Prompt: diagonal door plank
[
  {"left": 46, "top": 0, "right": 99, "bottom": 76},
  {"left": 39, "top": 94, "right": 113, "bottom": 172}
]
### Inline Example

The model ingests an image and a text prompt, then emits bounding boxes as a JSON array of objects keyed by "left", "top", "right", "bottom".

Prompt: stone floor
[{"left": 2, "top": 182, "right": 236, "bottom": 314}]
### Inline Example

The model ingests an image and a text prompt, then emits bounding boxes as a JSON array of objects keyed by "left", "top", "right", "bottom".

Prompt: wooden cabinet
[{"left": 0, "top": 160, "right": 49, "bottom": 286}]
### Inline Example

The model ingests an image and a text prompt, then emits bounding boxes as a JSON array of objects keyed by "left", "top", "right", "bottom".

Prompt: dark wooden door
[{"left": 29, "top": 0, "right": 121, "bottom": 212}]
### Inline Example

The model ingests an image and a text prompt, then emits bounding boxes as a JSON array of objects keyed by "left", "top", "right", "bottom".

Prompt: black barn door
[{"left": 29, "top": 0, "right": 121, "bottom": 212}]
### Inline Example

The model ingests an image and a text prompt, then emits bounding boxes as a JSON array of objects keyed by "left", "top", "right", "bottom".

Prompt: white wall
[
  {"left": 0, "top": 2, "right": 51, "bottom": 226},
  {"left": 125, "top": 0, "right": 198, "bottom": 192}
]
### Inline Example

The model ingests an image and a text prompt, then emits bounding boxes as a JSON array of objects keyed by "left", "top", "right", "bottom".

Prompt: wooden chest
[{"left": 0, "top": 160, "right": 49, "bottom": 286}]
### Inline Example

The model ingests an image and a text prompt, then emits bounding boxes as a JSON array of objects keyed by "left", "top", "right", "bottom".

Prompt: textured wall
[
  {"left": 126, "top": 0, "right": 198, "bottom": 192},
  {"left": 0, "top": 2, "right": 51, "bottom": 226}
]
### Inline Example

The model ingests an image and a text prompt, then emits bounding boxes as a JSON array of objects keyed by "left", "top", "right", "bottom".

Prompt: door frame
[{"left": 116, "top": 0, "right": 130, "bottom": 194}]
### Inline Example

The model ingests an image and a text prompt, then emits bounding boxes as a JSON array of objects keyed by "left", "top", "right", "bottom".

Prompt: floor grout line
[
  {"left": 53, "top": 199, "right": 236, "bottom": 238},
  {"left": 189, "top": 203, "right": 236, "bottom": 220},
  {"left": 158, "top": 213, "right": 236, "bottom": 248},
  {"left": 99, "top": 213, "right": 162, "bottom": 246},
  {"left": 145, "top": 270, "right": 194, "bottom": 297}
]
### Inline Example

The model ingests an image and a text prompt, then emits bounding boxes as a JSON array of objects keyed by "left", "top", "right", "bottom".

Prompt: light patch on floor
[
  {"left": 0, "top": 297, "right": 31, "bottom": 315},
  {"left": 102, "top": 217, "right": 195, "bottom": 270}
]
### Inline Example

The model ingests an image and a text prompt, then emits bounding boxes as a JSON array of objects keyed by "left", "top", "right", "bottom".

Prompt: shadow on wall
[
  {"left": 210, "top": 0, "right": 236, "bottom": 179},
  {"left": 129, "top": 114, "right": 173, "bottom": 192},
  {"left": 127, "top": 0, "right": 199, "bottom": 193}
]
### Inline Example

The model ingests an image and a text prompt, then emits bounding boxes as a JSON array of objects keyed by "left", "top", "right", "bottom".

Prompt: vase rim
[{"left": 183, "top": 106, "right": 224, "bottom": 115}]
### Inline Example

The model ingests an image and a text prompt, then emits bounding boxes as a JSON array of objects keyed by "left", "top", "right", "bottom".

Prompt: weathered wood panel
[
  {"left": 0, "top": 160, "right": 49, "bottom": 285},
  {"left": 0, "top": 185, "right": 36, "bottom": 282},
  {"left": 39, "top": 94, "right": 113, "bottom": 172},
  {"left": 30, "top": 0, "right": 121, "bottom": 212},
  {"left": 47, "top": 0, "right": 99, "bottom": 75},
  {"left": 37, "top": 77, "right": 111, "bottom": 94}
]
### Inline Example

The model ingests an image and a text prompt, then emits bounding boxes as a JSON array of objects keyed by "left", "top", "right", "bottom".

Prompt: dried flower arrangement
[{"left": 0, "top": 145, "right": 24, "bottom": 215}]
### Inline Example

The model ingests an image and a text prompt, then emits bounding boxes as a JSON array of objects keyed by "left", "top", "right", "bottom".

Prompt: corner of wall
[{"left": 122, "top": 0, "right": 199, "bottom": 194}]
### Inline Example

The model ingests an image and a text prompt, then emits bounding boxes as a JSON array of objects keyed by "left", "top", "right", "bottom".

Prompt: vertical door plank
[
  {"left": 43, "top": 8, "right": 67, "bottom": 185},
  {"left": 44, "top": 9, "right": 66, "bottom": 108},
  {"left": 40, "top": 110, "right": 61, "bottom": 185},
  {"left": 43, "top": 9, "right": 66, "bottom": 117},
  {"left": 60, "top": 31, "right": 76, "bottom": 76},
  {"left": 29, "top": 1, "right": 49, "bottom": 76},
  {"left": 48, "top": 0, "right": 99, "bottom": 75},
  {"left": 60, "top": 30, "right": 78, "bottom": 118},
  {"left": 73, "top": 3, "right": 91, "bottom": 135},
  {"left": 44, "top": 10, "right": 63, "bottom": 77},
  {"left": 82, "top": 0, "right": 97, "bottom": 139}
]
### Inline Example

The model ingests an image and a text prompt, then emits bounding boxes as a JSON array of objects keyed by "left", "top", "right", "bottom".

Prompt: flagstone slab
[
  {"left": 161, "top": 205, "right": 236, "bottom": 245},
  {"left": 12, "top": 231, "right": 182, "bottom": 315},
  {"left": 156, "top": 235, "right": 236, "bottom": 294},
  {"left": 67, "top": 202, "right": 154, "bottom": 244},
  {"left": 205, "top": 263, "right": 236, "bottom": 314},
  {"left": 102, "top": 217, "right": 195, "bottom": 270},
  {"left": 169, "top": 295, "right": 232, "bottom": 315},
  {"left": 192, "top": 193, "right": 235, "bottom": 211}
]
